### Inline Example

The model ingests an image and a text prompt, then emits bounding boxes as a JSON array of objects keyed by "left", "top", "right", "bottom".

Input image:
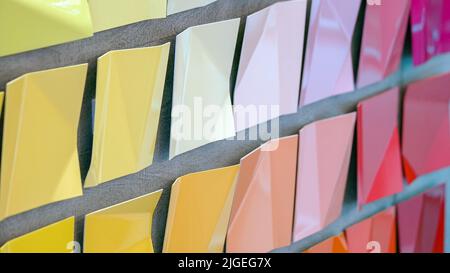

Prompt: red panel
[
  {"left": 357, "top": 88, "right": 403, "bottom": 206},
  {"left": 402, "top": 72, "right": 450, "bottom": 183},
  {"left": 397, "top": 185, "right": 445, "bottom": 253}
]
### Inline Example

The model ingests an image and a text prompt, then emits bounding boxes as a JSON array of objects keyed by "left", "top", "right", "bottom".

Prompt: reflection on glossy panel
[
  {"left": 227, "top": 136, "right": 298, "bottom": 253},
  {"left": 163, "top": 165, "right": 239, "bottom": 253},
  {"left": 402, "top": 72, "right": 450, "bottom": 183},
  {"left": 294, "top": 113, "right": 356, "bottom": 242},
  {"left": 357, "top": 0, "right": 410, "bottom": 87},
  {"left": 167, "top": 0, "right": 217, "bottom": 15},
  {"left": 169, "top": 19, "right": 239, "bottom": 159},
  {"left": 299, "top": 0, "right": 361, "bottom": 107},
  {"left": 88, "top": 0, "right": 166, "bottom": 32},
  {"left": 357, "top": 89, "right": 403, "bottom": 206},
  {"left": 0, "top": 217, "right": 75, "bottom": 253},
  {"left": 85, "top": 44, "right": 170, "bottom": 188},
  {"left": 0, "top": 0, "right": 93, "bottom": 57},
  {"left": 346, "top": 207, "right": 397, "bottom": 253},
  {"left": 233, "top": 0, "right": 307, "bottom": 131},
  {"left": 83, "top": 190, "right": 162, "bottom": 253},
  {"left": 411, "top": 0, "right": 450, "bottom": 65},
  {"left": 0, "top": 65, "right": 86, "bottom": 221}
]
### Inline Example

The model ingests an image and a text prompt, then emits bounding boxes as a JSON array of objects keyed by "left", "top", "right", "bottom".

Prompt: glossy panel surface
[
  {"left": 85, "top": 44, "right": 170, "bottom": 188},
  {"left": 226, "top": 136, "right": 298, "bottom": 253},
  {"left": 0, "top": 217, "right": 74, "bottom": 253},
  {"left": 411, "top": 0, "right": 450, "bottom": 65},
  {"left": 0, "top": 65, "right": 86, "bottom": 220},
  {"left": 346, "top": 207, "right": 397, "bottom": 253},
  {"left": 233, "top": 0, "right": 307, "bottom": 131},
  {"left": 357, "top": 0, "right": 410, "bottom": 87},
  {"left": 88, "top": 0, "right": 166, "bottom": 32},
  {"left": 293, "top": 113, "right": 356, "bottom": 242},
  {"left": 169, "top": 19, "right": 239, "bottom": 159},
  {"left": 163, "top": 165, "right": 239, "bottom": 253},
  {"left": 299, "top": 0, "right": 361, "bottom": 107},
  {"left": 304, "top": 233, "right": 348, "bottom": 253},
  {"left": 84, "top": 190, "right": 162, "bottom": 253},
  {"left": 0, "top": 0, "right": 93, "bottom": 57},
  {"left": 398, "top": 185, "right": 445, "bottom": 253},
  {"left": 357, "top": 88, "right": 403, "bottom": 205},
  {"left": 402, "top": 72, "right": 450, "bottom": 183},
  {"left": 167, "top": 0, "right": 217, "bottom": 15}
]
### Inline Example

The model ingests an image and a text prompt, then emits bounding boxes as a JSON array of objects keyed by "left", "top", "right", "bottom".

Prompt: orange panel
[{"left": 227, "top": 136, "right": 298, "bottom": 253}]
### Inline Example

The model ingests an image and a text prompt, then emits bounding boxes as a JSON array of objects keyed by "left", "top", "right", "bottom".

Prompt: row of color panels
[
  {"left": 0, "top": 0, "right": 217, "bottom": 57},
  {"left": 1, "top": 0, "right": 450, "bottom": 224},
  {"left": 1, "top": 0, "right": 449, "bottom": 64},
  {"left": 176, "top": 0, "right": 448, "bottom": 135},
  {"left": 233, "top": 0, "right": 450, "bottom": 132},
  {"left": 2, "top": 181, "right": 443, "bottom": 253},
  {"left": 2, "top": 67, "right": 448, "bottom": 252},
  {"left": 0, "top": 189, "right": 163, "bottom": 253},
  {"left": 307, "top": 184, "right": 445, "bottom": 253}
]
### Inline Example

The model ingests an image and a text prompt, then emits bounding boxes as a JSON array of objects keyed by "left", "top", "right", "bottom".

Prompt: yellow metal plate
[
  {"left": 163, "top": 165, "right": 240, "bottom": 253},
  {"left": 0, "top": 64, "right": 86, "bottom": 220},
  {"left": 83, "top": 190, "right": 162, "bottom": 253},
  {"left": 88, "top": 0, "right": 166, "bottom": 32},
  {"left": 85, "top": 43, "right": 170, "bottom": 188},
  {"left": 0, "top": 217, "right": 75, "bottom": 253},
  {"left": 0, "top": 0, "right": 93, "bottom": 57}
]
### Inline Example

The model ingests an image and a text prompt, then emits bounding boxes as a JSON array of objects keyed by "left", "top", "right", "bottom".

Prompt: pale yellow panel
[
  {"left": 85, "top": 43, "right": 170, "bottom": 188},
  {"left": 0, "top": 0, "right": 93, "bottom": 57},
  {"left": 83, "top": 190, "right": 162, "bottom": 253},
  {"left": 0, "top": 64, "right": 86, "bottom": 220},
  {"left": 169, "top": 19, "right": 239, "bottom": 159},
  {"left": 89, "top": 0, "right": 166, "bottom": 32},
  {"left": 163, "top": 165, "right": 240, "bottom": 253},
  {"left": 167, "top": 0, "right": 217, "bottom": 15},
  {"left": 0, "top": 217, "right": 75, "bottom": 253}
]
